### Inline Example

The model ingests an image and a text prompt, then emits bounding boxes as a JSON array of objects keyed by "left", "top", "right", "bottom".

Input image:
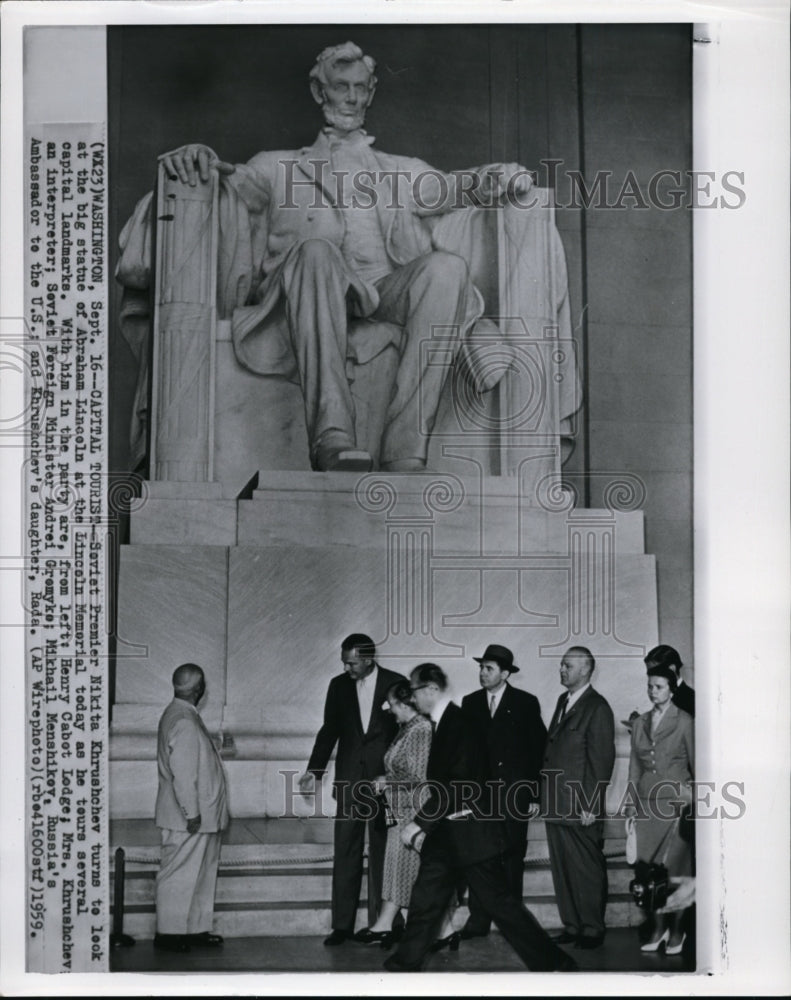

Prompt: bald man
[{"left": 154, "top": 663, "right": 229, "bottom": 953}]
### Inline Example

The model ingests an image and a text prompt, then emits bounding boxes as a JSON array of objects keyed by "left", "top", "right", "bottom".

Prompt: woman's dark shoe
[
  {"left": 429, "top": 931, "right": 461, "bottom": 953},
  {"left": 353, "top": 927, "right": 392, "bottom": 945}
]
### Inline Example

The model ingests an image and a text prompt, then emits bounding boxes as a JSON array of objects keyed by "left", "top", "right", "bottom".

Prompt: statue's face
[{"left": 318, "top": 59, "right": 375, "bottom": 132}]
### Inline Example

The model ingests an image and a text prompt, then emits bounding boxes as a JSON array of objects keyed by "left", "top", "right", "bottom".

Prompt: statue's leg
[
  {"left": 373, "top": 251, "right": 480, "bottom": 469},
  {"left": 281, "top": 239, "right": 371, "bottom": 471}
]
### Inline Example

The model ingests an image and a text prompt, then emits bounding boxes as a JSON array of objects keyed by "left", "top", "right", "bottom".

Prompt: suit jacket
[
  {"left": 155, "top": 699, "right": 229, "bottom": 833},
  {"left": 307, "top": 665, "right": 406, "bottom": 789},
  {"left": 414, "top": 701, "right": 505, "bottom": 866},
  {"left": 672, "top": 681, "right": 695, "bottom": 718},
  {"left": 461, "top": 684, "right": 547, "bottom": 820},
  {"left": 541, "top": 686, "right": 615, "bottom": 823},
  {"left": 629, "top": 702, "right": 694, "bottom": 803}
]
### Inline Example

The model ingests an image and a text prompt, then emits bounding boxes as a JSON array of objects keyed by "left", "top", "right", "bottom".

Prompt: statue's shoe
[{"left": 312, "top": 439, "right": 373, "bottom": 472}]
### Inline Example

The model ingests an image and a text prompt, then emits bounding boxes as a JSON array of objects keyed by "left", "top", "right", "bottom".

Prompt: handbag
[{"left": 628, "top": 816, "right": 680, "bottom": 912}]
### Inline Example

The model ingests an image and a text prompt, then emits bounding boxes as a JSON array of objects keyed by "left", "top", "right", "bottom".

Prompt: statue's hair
[
  {"left": 172, "top": 662, "right": 204, "bottom": 696},
  {"left": 310, "top": 41, "right": 377, "bottom": 91}
]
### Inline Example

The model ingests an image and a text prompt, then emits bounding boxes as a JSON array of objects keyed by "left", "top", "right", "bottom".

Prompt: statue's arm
[{"left": 407, "top": 156, "right": 535, "bottom": 216}]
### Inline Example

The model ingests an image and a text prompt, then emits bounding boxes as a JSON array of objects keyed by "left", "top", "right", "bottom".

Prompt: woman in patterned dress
[{"left": 352, "top": 680, "right": 433, "bottom": 947}]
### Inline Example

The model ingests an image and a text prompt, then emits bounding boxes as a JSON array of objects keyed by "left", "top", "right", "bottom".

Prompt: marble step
[
  {"left": 119, "top": 861, "right": 635, "bottom": 906},
  {"left": 119, "top": 897, "right": 641, "bottom": 940}
]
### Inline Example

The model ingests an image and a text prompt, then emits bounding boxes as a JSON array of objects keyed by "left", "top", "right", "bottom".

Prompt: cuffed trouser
[
  {"left": 546, "top": 820, "right": 608, "bottom": 939},
  {"left": 392, "top": 843, "right": 568, "bottom": 971},
  {"left": 331, "top": 808, "right": 387, "bottom": 933},
  {"left": 281, "top": 239, "right": 477, "bottom": 464},
  {"left": 155, "top": 828, "right": 222, "bottom": 935}
]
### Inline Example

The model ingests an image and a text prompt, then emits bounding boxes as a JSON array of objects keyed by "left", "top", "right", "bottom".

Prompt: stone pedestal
[{"left": 112, "top": 471, "right": 657, "bottom": 819}]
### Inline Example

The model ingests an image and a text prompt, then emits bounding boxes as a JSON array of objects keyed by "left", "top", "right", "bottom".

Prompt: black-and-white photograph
[
  {"left": 105, "top": 20, "right": 695, "bottom": 975},
  {"left": 1, "top": 1, "right": 789, "bottom": 995}
]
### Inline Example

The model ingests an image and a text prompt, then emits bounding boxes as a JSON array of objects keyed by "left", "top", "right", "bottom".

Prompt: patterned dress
[{"left": 381, "top": 713, "right": 433, "bottom": 909}]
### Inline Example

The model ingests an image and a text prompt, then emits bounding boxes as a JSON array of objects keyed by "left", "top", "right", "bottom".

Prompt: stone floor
[{"left": 110, "top": 928, "right": 695, "bottom": 975}]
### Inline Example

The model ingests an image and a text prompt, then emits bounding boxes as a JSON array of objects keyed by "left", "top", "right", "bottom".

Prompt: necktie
[
  {"left": 558, "top": 694, "right": 569, "bottom": 724},
  {"left": 489, "top": 694, "right": 496, "bottom": 717}
]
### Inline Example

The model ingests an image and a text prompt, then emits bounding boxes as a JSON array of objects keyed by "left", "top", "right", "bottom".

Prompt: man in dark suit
[
  {"left": 384, "top": 663, "right": 576, "bottom": 973},
  {"left": 541, "top": 646, "right": 615, "bottom": 950},
  {"left": 645, "top": 644, "right": 695, "bottom": 717},
  {"left": 460, "top": 643, "right": 547, "bottom": 939},
  {"left": 298, "top": 634, "right": 406, "bottom": 945}
]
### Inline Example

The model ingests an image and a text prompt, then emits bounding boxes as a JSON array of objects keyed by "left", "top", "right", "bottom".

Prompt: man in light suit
[
  {"left": 155, "top": 41, "right": 532, "bottom": 472},
  {"left": 460, "top": 643, "right": 547, "bottom": 939},
  {"left": 541, "top": 646, "right": 615, "bottom": 950},
  {"left": 298, "top": 634, "right": 406, "bottom": 945},
  {"left": 154, "top": 663, "right": 229, "bottom": 953}
]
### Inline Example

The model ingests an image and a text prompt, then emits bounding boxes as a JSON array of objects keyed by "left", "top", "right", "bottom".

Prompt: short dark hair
[
  {"left": 410, "top": 662, "right": 448, "bottom": 691},
  {"left": 645, "top": 644, "right": 683, "bottom": 675},
  {"left": 566, "top": 645, "right": 595, "bottom": 675},
  {"left": 341, "top": 633, "right": 376, "bottom": 659},
  {"left": 386, "top": 680, "right": 415, "bottom": 709},
  {"left": 647, "top": 664, "right": 678, "bottom": 691}
]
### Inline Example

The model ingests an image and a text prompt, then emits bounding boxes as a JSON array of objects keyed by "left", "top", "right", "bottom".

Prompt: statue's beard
[{"left": 322, "top": 101, "right": 367, "bottom": 133}]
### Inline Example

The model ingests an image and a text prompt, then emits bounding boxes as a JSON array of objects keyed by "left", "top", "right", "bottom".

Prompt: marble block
[{"left": 115, "top": 545, "right": 229, "bottom": 729}]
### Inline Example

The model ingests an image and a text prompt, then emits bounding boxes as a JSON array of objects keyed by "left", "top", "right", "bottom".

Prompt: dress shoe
[
  {"left": 640, "top": 928, "right": 670, "bottom": 953},
  {"left": 459, "top": 924, "right": 490, "bottom": 940},
  {"left": 352, "top": 927, "right": 392, "bottom": 945},
  {"left": 550, "top": 930, "right": 579, "bottom": 945},
  {"left": 323, "top": 929, "right": 350, "bottom": 946},
  {"left": 429, "top": 931, "right": 460, "bottom": 953},
  {"left": 575, "top": 934, "right": 605, "bottom": 950},
  {"left": 153, "top": 933, "right": 191, "bottom": 953},
  {"left": 665, "top": 932, "right": 687, "bottom": 956},
  {"left": 189, "top": 931, "right": 223, "bottom": 947}
]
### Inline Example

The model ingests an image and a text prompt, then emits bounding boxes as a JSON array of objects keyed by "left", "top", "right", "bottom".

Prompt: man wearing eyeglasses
[{"left": 384, "top": 662, "right": 576, "bottom": 972}]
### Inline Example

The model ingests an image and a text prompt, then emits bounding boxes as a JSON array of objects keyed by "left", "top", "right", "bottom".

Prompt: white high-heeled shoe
[
  {"left": 640, "top": 928, "right": 670, "bottom": 952},
  {"left": 665, "top": 932, "right": 687, "bottom": 956}
]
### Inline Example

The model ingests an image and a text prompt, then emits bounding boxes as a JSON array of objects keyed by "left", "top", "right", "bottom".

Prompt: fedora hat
[{"left": 473, "top": 644, "right": 519, "bottom": 673}]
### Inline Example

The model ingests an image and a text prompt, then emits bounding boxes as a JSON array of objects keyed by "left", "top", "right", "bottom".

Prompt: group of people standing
[{"left": 151, "top": 636, "right": 694, "bottom": 971}]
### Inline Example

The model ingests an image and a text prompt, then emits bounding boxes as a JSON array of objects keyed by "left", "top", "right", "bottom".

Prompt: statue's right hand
[{"left": 159, "top": 144, "right": 235, "bottom": 186}]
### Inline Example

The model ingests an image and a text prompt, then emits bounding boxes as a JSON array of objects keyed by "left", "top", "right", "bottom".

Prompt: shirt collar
[
  {"left": 321, "top": 126, "right": 376, "bottom": 148},
  {"left": 565, "top": 682, "right": 591, "bottom": 711},
  {"left": 356, "top": 664, "right": 378, "bottom": 685},
  {"left": 488, "top": 683, "right": 508, "bottom": 709}
]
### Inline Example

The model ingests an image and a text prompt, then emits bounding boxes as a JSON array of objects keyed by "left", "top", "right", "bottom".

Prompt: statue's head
[{"left": 309, "top": 41, "right": 377, "bottom": 133}]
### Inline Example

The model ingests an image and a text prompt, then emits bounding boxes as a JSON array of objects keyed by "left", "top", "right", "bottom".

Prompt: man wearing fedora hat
[{"left": 460, "top": 643, "right": 547, "bottom": 939}]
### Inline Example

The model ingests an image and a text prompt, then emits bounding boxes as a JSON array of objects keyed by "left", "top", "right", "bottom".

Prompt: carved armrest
[{"left": 150, "top": 165, "right": 220, "bottom": 482}]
